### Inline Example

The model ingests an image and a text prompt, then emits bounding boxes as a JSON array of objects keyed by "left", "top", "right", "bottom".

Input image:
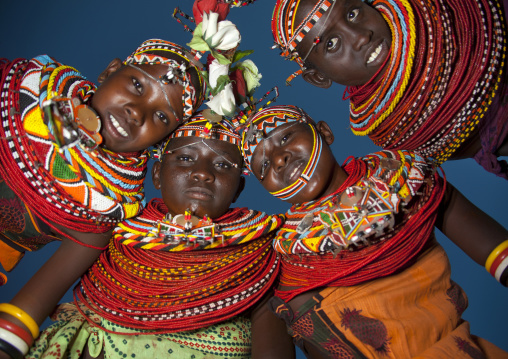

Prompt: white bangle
[{"left": 0, "top": 327, "right": 29, "bottom": 355}]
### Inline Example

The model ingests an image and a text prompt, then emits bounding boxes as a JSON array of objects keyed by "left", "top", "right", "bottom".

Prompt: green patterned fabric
[{"left": 27, "top": 303, "right": 252, "bottom": 359}]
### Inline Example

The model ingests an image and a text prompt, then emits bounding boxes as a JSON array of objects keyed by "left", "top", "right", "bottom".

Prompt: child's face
[
  {"left": 250, "top": 121, "right": 337, "bottom": 204},
  {"left": 91, "top": 63, "right": 183, "bottom": 153},
  {"left": 153, "top": 137, "right": 244, "bottom": 219},
  {"left": 296, "top": 0, "right": 391, "bottom": 87}
]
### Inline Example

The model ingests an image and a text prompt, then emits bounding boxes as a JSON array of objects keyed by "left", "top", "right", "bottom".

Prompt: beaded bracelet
[
  {"left": 0, "top": 337, "right": 24, "bottom": 359},
  {"left": 485, "top": 240, "right": 508, "bottom": 286},
  {"left": 0, "top": 327, "right": 29, "bottom": 356},
  {"left": 0, "top": 304, "right": 39, "bottom": 339},
  {"left": 0, "top": 318, "right": 33, "bottom": 347}
]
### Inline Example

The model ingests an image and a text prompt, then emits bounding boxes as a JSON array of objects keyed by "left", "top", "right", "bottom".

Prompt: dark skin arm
[
  {"left": 0, "top": 225, "right": 110, "bottom": 359},
  {"left": 250, "top": 293, "right": 296, "bottom": 359},
  {"left": 435, "top": 181, "right": 508, "bottom": 269}
]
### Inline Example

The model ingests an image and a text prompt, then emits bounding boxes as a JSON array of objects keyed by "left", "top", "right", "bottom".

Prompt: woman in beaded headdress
[
  {"left": 240, "top": 104, "right": 508, "bottom": 358},
  {"left": 0, "top": 38, "right": 206, "bottom": 356},
  {"left": 18, "top": 113, "right": 294, "bottom": 359},
  {"left": 271, "top": 0, "right": 508, "bottom": 179},
  {"left": 0, "top": 38, "right": 205, "bottom": 281}
]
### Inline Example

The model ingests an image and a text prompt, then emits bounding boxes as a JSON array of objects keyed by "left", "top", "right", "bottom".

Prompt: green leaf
[
  {"left": 210, "top": 74, "right": 231, "bottom": 96},
  {"left": 232, "top": 49, "right": 254, "bottom": 64},
  {"left": 187, "top": 23, "right": 210, "bottom": 52},
  {"left": 210, "top": 51, "right": 231, "bottom": 65}
]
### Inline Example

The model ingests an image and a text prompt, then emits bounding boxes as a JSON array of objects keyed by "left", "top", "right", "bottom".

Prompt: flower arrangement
[{"left": 186, "top": 0, "right": 262, "bottom": 118}]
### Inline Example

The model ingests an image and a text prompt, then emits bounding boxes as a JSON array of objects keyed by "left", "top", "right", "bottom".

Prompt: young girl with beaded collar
[
  {"left": 240, "top": 104, "right": 508, "bottom": 358},
  {"left": 0, "top": 38, "right": 205, "bottom": 279},
  {"left": 0, "top": 38, "right": 206, "bottom": 356},
  {"left": 14, "top": 113, "right": 295, "bottom": 359},
  {"left": 271, "top": 0, "right": 508, "bottom": 179}
]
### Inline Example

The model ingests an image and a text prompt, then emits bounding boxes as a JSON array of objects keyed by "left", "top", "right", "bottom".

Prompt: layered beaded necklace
[
  {"left": 272, "top": 150, "right": 445, "bottom": 302},
  {"left": 0, "top": 57, "right": 147, "bottom": 241},
  {"left": 75, "top": 199, "right": 283, "bottom": 333},
  {"left": 348, "top": 0, "right": 506, "bottom": 164}
]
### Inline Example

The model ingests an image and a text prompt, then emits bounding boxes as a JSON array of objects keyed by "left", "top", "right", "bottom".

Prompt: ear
[
  {"left": 97, "top": 58, "right": 123, "bottom": 83},
  {"left": 302, "top": 68, "right": 333, "bottom": 89},
  {"left": 316, "top": 121, "right": 334, "bottom": 146},
  {"left": 232, "top": 176, "right": 246, "bottom": 203},
  {"left": 152, "top": 161, "right": 162, "bottom": 190}
]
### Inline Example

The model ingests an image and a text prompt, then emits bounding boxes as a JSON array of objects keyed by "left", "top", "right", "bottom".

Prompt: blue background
[{"left": 1, "top": 0, "right": 507, "bottom": 356}]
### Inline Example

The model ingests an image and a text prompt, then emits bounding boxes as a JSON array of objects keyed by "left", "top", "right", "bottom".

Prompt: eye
[
  {"left": 132, "top": 77, "right": 143, "bottom": 93},
  {"left": 326, "top": 37, "right": 339, "bottom": 51},
  {"left": 155, "top": 111, "right": 169, "bottom": 125},
  {"left": 176, "top": 155, "right": 193, "bottom": 162},
  {"left": 280, "top": 134, "right": 290, "bottom": 146},
  {"left": 215, "top": 161, "right": 231, "bottom": 170},
  {"left": 348, "top": 8, "right": 360, "bottom": 22}
]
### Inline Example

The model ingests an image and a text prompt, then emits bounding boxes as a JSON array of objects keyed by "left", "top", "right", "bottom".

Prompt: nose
[
  {"left": 272, "top": 151, "right": 290, "bottom": 173},
  {"left": 339, "top": 21, "right": 371, "bottom": 51},
  {"left": 124, "top": 104, "right": 144, "bottom": 126},
  {"left": 191, "top": 163, "right": 215, "bottom": 182}
]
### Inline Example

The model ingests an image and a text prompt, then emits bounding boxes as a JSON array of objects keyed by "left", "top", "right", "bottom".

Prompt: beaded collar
[
  {"left": 116, "top": 199, "right": 284, "bottom": 252},
  {"left": 273, "top": 150, "right": 430, "bottom": 255},
  {"left": 0, "top": 56, "right": 147, "bottom": 236}
]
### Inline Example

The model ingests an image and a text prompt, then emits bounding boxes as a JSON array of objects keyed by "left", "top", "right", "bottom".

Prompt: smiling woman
[{"left": 0, "top": 38, "right": 206, "bottom": 359}]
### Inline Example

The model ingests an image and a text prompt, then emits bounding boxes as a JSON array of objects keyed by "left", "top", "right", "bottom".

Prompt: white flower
[
  {"left": 206, "top": 83, "right": 236, "bottom": 117},
  {"left": 208, "top": 59, "right": 229, "bottom": 88},
  {"left": 239, "top": 59, "right": 262, "bottom": 94},
  {"left": 202, "top": 12, "right": 241, "bottom": 51}
]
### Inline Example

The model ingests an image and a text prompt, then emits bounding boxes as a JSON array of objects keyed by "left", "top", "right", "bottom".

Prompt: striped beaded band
[
  {"left": 155, "top": 111, "right": 241, "bottom": 168},
  {"left": 241, "top": 105, "right": 322, "bottom": 200},
  {"left": 485, "top": 240, "right": 508, "bottom": 286},
  {"left": 272, "top": 0, "right": 334, "bottom": 63},
  {"left": 124, "top": 39, "right": 206, "bottom": 122}
]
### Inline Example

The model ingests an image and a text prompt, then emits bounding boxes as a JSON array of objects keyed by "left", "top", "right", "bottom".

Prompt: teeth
[
  {"left": 290, "top": 163, "right": 302, "bottom": 179},
  {"left": 367, "top": 44, "right": 382, "bottom": 64},
  {"left": 110, "top": 115, "right": 128, "bottom": 137}
]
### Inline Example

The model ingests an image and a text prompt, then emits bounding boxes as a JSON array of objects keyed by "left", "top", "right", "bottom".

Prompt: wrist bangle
[
  {"left": 485, "top": 240, "right": 508, "bottom": 286},
  {"left": 0, "top": 328, "right": 28, "bottom": 356},
  {"left": 0, "top": 318, "right": 33, "bottom": 347},
  {"left": 0, "top": 304, "right": 39, "bottom": 339},
  {"left": 0, "top": 337, "right": 23, "bottom": 359}
]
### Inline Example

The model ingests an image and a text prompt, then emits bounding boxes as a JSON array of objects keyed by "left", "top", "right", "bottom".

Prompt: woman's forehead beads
[{"left": 271, "top": 0, "right": 336, "bottom": 84}]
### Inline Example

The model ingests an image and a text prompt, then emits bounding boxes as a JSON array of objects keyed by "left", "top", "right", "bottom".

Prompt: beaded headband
[
  {"left": 155, "top": 111, "right": 242, "bottom": 169},
  {"left": 272, "top": 0, "right": 335, "bottom": 83},
  {"left": 124, "top": 39, "right": 206, "bottom": 122},
  {"left": 241, "top": 105, "right": 322, "bottom": 200}
]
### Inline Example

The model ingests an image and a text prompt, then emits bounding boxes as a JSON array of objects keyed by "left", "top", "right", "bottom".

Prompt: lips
[
  {"left": 284, "top": 160, "right": 305, "bottom": 185},
  {"left": 184, "top": 187, "right": 214, "bottom": 200}
]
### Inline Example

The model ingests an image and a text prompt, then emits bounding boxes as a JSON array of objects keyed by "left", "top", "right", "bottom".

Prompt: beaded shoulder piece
[
  {"left": 274, "top": 150, "right": 431, "bottom": 255},
  {"left": 350, "top": 0, "right": 506, "bottom": 164},
  {"left": 0, "top": 56, "right": 147, "bottom": 234},
  {"left": 116, "top": 199, "right": 284, "bottom": 251}
]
